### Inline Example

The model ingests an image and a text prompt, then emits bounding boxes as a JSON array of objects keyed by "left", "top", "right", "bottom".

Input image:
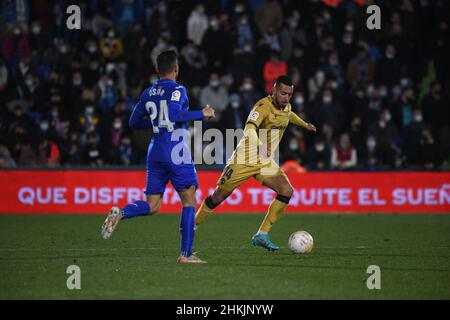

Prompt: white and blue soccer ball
[{"left": 288, "top": 231, "right": 314, "bottom": 254}]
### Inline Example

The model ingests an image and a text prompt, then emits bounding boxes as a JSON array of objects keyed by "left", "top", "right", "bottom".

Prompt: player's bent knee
[
  {"left": 279, "top": 185, "right": 293, "bottom": 198},
  {"left": 147, "top": 201, "right": 161, "bottom": 215}
]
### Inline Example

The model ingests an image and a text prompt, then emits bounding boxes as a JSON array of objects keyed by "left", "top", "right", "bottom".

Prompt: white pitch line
[{"left": 0, "top": 246, "right": 449, "bottom": 252}]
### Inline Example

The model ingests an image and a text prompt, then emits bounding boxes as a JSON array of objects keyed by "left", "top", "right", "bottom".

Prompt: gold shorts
[{"left": 217, "top": 161, "right": 287, "bottom": 192}]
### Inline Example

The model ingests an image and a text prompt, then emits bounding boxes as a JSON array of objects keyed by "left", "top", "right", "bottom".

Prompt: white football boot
[
  {"left": 101, "top": 206, "right": 123, "bottom": 239},
  {"left": 177, "top": 252, "right": 207, "bottom": 264}
]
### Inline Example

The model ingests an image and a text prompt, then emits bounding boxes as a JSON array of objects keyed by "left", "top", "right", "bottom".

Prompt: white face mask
[
  {"left": 379, "top": 120, "right": 386, "bottom": 128},
  {"left": 40, "top": 122, "right": 49, "bottom": 131},
  {"left": 32, "top": 26, "right": 41, "bottom": 34},
  {"left": 316, "top": 72, "right": 325, "bottom": 84},
  {"left": 295, "top": 96, "right": 304, "bottom": 105},
  {"left": 243, "top": 83, "right": 252, "bottom": 90},
  {"left": 384, "top": 113, "right": 391, "bottom": 122},
  {"left": 113, "top": 122, "right": 122, "bottom": 130},
  {"left": 414, "top": 115, "right": 423, "bottom": 122},
  {"left": 343, "top": 36, "right": 353, "bottom": 44},
  {"left": 315, "top": 144, "right": 325, "bottom": 152},
  {"left": 231, "top": 101, "right": 239, "bottom": 109},
  {"left": 289, "top": 20, "right": 298, "bottom": 29},
  {"left": 289, "top": 143, "right": 299, "bottom": 151},
  {"left": 323, "top": 96, "right": 332, "bottom": 104},
  {"left": 210, "top": 80, "right": 220, "bottom": 88},
  {"left": 367, "top": 139, "right": 376, "bottom": 150}
]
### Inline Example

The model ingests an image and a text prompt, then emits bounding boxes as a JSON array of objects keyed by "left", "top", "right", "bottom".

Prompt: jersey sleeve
[
  {"left": 168, "top": 86, "right": 203, "bottom": 122},
  {"left": 129, "top": 90, "right": 153, "bottom": 129},
  {"left": 245, "top": 102, "right": 269, "bottom": 128}
]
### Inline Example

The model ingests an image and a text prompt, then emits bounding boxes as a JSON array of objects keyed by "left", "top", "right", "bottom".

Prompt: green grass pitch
[{"left": 0, "top": 213, "right": 449, "bottom": 299}]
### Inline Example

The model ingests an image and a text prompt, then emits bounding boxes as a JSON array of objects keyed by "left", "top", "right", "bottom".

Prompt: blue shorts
[{"left": 145, "top": 161, "right": 199, "bottom": 195}]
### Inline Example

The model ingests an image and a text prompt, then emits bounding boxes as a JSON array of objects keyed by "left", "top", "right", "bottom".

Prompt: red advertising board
[{"left": 0, "top": 170, "right": 449, "bottom": 214}]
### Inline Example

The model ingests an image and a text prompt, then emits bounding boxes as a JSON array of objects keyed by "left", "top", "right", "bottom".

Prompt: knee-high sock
[
  {"left": 122, "top": 200, "right": 150, "bottom": 219},
  {"left": 258, "top": 199, "right": 287, "bottom": 234},
  {"left": 195, "top": 200, "right": 213, "bottom": 227},
  {"left": 180, "top": 206, "right": 195, "bottom": 257}
]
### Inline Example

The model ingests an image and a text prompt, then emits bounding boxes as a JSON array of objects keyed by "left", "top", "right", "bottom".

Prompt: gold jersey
[{"left": 228, "top": 95, "right": 291, "bottom": 166}]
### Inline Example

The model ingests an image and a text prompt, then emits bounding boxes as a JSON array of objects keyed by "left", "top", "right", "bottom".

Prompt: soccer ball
[{"left": 288, "top": 231, "right": 314, "bottom": 254}]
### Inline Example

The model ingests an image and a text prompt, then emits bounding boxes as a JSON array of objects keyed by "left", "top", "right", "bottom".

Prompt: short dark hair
[
  {"left": 275, "top": 75, "right": 293, "bottom": 87},
  {"left": 156, "top": 50, "right": 178, "bottom": 75}
]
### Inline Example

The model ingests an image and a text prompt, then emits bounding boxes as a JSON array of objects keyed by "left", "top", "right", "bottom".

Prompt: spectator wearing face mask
[
  {"left": 29, "top": 21, "right": 48, "bottom": 53},
  {"left": 180, "top": 41, "right": 207, "bottom": 87},
  {"left": 187, "top": 4, "right": 209, "bottom": 46},
  {"left": 236, "top": 14, "right": 254, "bottom": 49},
  {"left": 222, "top": 94, "right": 246, "bottom": 131},
  {"left": 307, "top": 70, "right": 326, "bottom": 103},
  {"left": 307, "top": 136, "right": 330, "bottom": 170},
  {"left": 376, "top": 44, "right": 402, "bottom": 87},
  {"left": 279, "top": 11, "right": 306, "bottom": 61},
  {"left": 368, "top": 108, "right": 398, "bottom": 156},
  {"left": 96, "top": 75, "right": 117, "bottom": 113},
  {"left": 292, "top": 92, "right": 305, "bottom": 112},
  {"left": 323, "top": 51, "right": 345, "bottom": 88},
  {"left": 392, "top": 87, "right": 417, "bottom": 131},
  {"left": 81, "top": 132, "right": 104, "bottom": 167},
  {"left": 403, "top": 109, "right": 426, "bottom": 167},
  {"left": 1, "top": 25, "right": 31, "bottom": 64},
  {"left": 419, "top": 129, "right": 440, "bottom": 170},
  {"left": 362, "top": 134, "right": 395, "bottom": 170},
  {"left": 200, "top": 73, "right": 229, "bottom": 122},
  {"left": 331, "top": 133, "right": 357, "bottom": 170},
  {"left": 338, "top": 28, "right": 355, "bottom": 67},
  {"left": 239, "top": 77, "right": 260, "bottom": 113},
  {"left": 310, "top": 89, "right": 344, "bottom": 133},
  {"left": 99, "top": 28, "right": 124, "bottom": 61},
  {"left": 79, "top": 105, "right": 100, "bottom": 132},
  {"left": 201, "top": 16, "right": 228, "bottom": 72},
  {"left": 347, "top": 44, "right": 375, "bottom": 91},
  {"left": 61, "top": 131, "right": 82, "bottom": 165},
  {"left": 116, "top": 135, "right": 134, "bottom": 166},
  {"left": 349, "top": 116, "right": 366, "bottom": 161},
  {"left": 233, "top": 42, "right": 257, "bottom": 86},
  {"left": 282, "top": 135, "right": 306, "bottom": 164},
  {"left": 422, "top": 81, "right": 448, "bottom": 135},
  {"left": 365, "top": 85, "right": 383, "bottom": 126}
]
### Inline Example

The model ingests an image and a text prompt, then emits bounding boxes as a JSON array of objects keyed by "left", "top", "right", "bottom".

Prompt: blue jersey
[{"left": 129, "top": 79, "right": 203, "bottom": 163}]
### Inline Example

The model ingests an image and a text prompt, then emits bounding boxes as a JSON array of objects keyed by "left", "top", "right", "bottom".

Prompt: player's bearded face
[{"left": 274, "top": 83, "right": 293, "bottom": 108}]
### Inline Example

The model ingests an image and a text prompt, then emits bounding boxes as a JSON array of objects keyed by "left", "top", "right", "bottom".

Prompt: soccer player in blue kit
[{"left": 101, "top": 50, "right": 215, "bottom": 264}]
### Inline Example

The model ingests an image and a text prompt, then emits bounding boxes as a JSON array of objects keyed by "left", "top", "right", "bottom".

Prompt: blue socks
[
  {"left": 122, "top": 202, "right": 195, "bottom": 257},
  {"left": 122, "top": 200, "right": 150, "bottom": 219},
  {"left": 179, "top": 206, "right": 195, "bottom": 257}
]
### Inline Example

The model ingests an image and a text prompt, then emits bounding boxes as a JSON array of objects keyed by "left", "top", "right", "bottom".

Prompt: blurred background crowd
[{"left": 0, "top": 0, "right": 449, "bottom": 171}]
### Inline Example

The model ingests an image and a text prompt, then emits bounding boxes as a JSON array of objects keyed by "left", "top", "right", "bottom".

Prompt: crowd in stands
[{"left": 1, "top": 0, "right": 449, "bottom": 171}]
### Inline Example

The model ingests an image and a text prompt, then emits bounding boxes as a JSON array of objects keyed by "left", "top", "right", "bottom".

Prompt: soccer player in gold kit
[{"left": 195, "top": 75, "right": 317, "bottom": 251}]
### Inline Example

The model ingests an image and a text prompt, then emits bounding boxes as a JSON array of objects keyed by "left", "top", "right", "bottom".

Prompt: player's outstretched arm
[
  {"left": 289, "top": 113, "right": 316, "bottom": 133},
  {"left": 168, "top": 102, "right": 209, "bottom": 122}
]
